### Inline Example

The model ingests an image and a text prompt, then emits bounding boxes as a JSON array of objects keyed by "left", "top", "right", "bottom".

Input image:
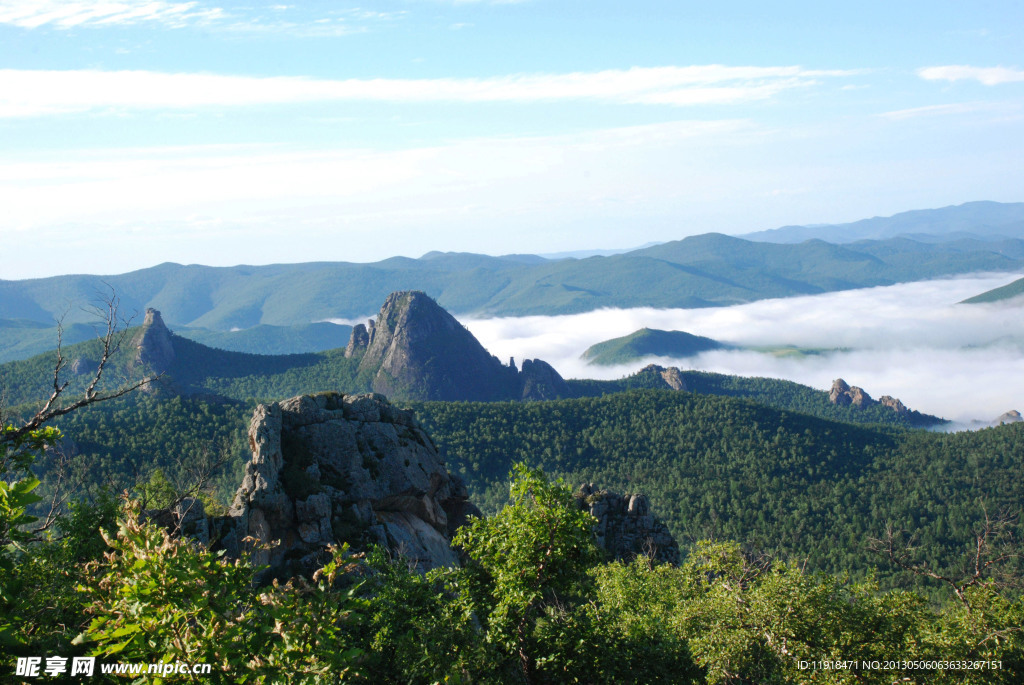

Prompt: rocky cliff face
[
  {"left": 207, "top": 391, "right": 481, "bottom": 578},
  {"left": 133, "top": 308, "right": 175, "bottom": 374},
  {"left": 575, "top": 484, "right": 681, "bottom": 565},
  {"left": 349, "top": 291, "right": 569, "bottom": 401}
]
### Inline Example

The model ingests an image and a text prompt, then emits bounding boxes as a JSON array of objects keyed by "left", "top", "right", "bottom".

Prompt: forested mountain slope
[
  {"left": 4, "top": 234, "right": 1024, "bottom": 344},
  {"left": 414, "top": 390, "right": 1024, "bottom": 590}
]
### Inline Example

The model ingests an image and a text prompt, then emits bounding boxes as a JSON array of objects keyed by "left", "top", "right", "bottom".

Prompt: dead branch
[
  {"left": 868, "top": 511, "right": 1021, "bottom": 612},
  {"left": 1, "top": 286, "right": 156, "bottom": 447}
]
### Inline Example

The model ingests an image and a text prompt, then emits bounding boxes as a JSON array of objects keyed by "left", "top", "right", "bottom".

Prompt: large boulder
[
  {"left": 216, "top": 391, "right": 481, "bottom": 578},
  {"left": 575, "top": 484, "right": 681, "bottom": 565}
]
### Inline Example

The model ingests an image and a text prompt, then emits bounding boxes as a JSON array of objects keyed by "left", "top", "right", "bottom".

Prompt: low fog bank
[{"left": 461, "top": 273, "right": 1024, "bottom": 424}]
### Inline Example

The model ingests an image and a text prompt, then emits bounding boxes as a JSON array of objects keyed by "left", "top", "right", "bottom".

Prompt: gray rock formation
[
  {"left": 830, "top": 378, "right": 918, "bottom": 416},
  {"left": 639, "top": 364, "right": 688, "bottom": 391},
  {"left": 575, "top": 484, "right": 681, "bottom": 565},
  {"left": 878, "top": 395, "right": 909, "bottom": 415},
  {"left": 344, "top": 323, "right": 370, "bottom": 358},
  {"left": 519, "top": 359, "right": 570, "bottom": 400},
  {"left": 829, "top": 378, "right": 873, "bottom": 407},
  {"left": 995, "top": 410, "right": 1022, "bottom": 425},
  {"left": 214, "top": 391, "right": 481, "bottom": 578},
  {"left": 354, "top": 291, "right": 569, "bottom": 401},
  {"left": 133, "top": 308, "right": 175, "bottom": 374}
]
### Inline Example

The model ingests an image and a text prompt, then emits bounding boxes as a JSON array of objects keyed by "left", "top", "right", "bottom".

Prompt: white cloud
[
  {"left": 918, "top": 65, "right": 1024, "bottom": 86},
  {"left": 0, "top": 0, "right": 224, "bottom": 29},
  {"left": 0, "top": 119, "right": 752, "bottom": 230},
  {"left": 0, "top": 65, "right": 855, "bottom": 117},
  {"left": 462, "top": 273, "right": 1024, "bottom": 422},
  {"left": 880, "top": 102, "right": 1002, "bottom": 120}
]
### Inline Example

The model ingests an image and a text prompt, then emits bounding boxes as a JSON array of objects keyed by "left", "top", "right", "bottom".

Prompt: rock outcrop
[
  {"left": 575, "top": 484, "right": 681, "bottom": 565},
  {"left": 519, "top": 358, "right": 570, "bottom": 400},
  {"left": 344, "top": 322, "right": 371, "bottom": 358},
  {"left": 878, "top": 395, "right": 909, "bottom": 416},
  {"left": 133, "top": 308, "right": 175, "bottom": 374},
  {"left": 70, "top": 357, "right": 98, "bottom": 376},
  {"left": 829, "top": 378, "right": 873, "bottom": 407},
  {"left": 827, "top": 379, "right": 943, "bottom": 426},
  {"left": 213, "top": 392, "right": 481, "bottom": 578},
  {"left": 995, "top": 410, "right": 1022, "bottom": 425},
  {"left": 638, "top": 364, "right": 688, "bottom": 391},
  {"left": 352, "top": 291, "right": 569, "bottom": 401}
]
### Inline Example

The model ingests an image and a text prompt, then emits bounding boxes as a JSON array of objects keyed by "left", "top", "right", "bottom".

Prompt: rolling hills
[
  {"left": 4, "top": 228, "right": 1024, "bottom": 368},
  {"left": 741, "top": 200, "right": 1024, "bottom": 243}
]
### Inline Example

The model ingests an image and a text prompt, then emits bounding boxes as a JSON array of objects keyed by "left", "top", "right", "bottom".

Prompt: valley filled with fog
[{"left": 463, "top": 272, "right": 1024, "bottom": 425}]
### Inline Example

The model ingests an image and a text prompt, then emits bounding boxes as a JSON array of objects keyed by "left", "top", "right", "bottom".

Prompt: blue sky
[{"left": 1, "top": 0, "right": 1023, "bottom": 279}]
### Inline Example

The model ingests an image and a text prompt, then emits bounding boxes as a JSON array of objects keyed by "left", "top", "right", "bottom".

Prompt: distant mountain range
[
  {"left": 740, "top": 201, "right": 1024, "bottom": 244},
  {"left": 4, "top": 201, "right": 1024, "bottom": 364}
]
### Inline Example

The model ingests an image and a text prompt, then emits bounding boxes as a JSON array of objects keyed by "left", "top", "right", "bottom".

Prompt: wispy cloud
[
  {"left": 918, "top": 65, "right": 1024, "bottom": 86},
  {"left": 0, "top": 65, "right": 856, "bottom": 117},
  {"left": 0, "top": 0, "right": 225, "bottom": 29},
  {"left": 879, "top": 101, "right": 1008, "bottom": 120}
]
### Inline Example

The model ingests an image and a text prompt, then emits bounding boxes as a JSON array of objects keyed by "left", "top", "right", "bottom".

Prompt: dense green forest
[
  {"left": 2, "top": 428, "right": 1022, "bottom": 683},
  {"left": 414, "top": 390, "right": 1023, "bottom": 592},
  {"left": 3, "top": 339, "right": 1024, "bottom": 681},
  {"left": 11, "top": 378, "right": 1014, "bottom": 596}
]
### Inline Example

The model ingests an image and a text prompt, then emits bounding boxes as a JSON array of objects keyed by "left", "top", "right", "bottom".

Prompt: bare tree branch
[
  {"left": 868, "top": 511, "right": 1021, "bottom": 612},
  {"left": 1, "top": 286, "right": 157, "bottom": 447}
]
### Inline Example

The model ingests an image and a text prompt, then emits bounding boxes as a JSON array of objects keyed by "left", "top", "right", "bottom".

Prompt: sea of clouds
[{"left": 459, "top": 272, "right": 1024, "bottom": 425}]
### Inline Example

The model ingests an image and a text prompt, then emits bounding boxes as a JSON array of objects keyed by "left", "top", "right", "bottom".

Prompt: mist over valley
[{"left": 464, "top": 272, "right": 1024, "bottom": 423}]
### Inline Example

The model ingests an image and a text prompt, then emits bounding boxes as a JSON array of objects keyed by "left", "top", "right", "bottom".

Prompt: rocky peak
[
  {"left": 878, "top": 395, "right": 909, "bottom": 415},
  {"left": 575, "top": 484, "right": 681, "bottom": 565},
  {"left": 344, "top": 323, "right": 370, "bottom": 358},
  {"left": 133, "top": 308, "right": 175, "bottom": 374},
  {"left": 355, "top": 291, "right": 568, "bottom": 402},
  {"left": 519, "top": 358, "right": 570, "bottom": 400},
  {"left": 829, "top": 378, "right": 871, "bottom": 407},
  {"left": 995, "top": 410, "right": 1022, "bottom": 425},
  {"left": 210, "top": 391, "right": 481, "bottom": 579}
]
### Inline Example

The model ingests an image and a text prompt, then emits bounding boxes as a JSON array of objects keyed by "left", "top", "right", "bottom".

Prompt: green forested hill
[
  {"left": 741, "top": 200, "right": 1024, "bottom": 243},
  {"left": 580, "top": 328, "right": 727, "bottom": 365},
  {"left": 1, "top": 326, "right": 937, "bottom": 429},
  {"left": 0, "top": 329, "right": 363, "bottom": 408},
  {"left": 11, "top": 367, "right": 1019, "bottom": 594},
  {"left": 961, "top": 275, "right": 1024, "bottom": 304},
  {"left": 3, "top": 233, "right": 1024, "bottom": 355},
  {"left": 569, "top": 367, "right": 942, "bottom": 427},
  {"left": 414, "top": 390, "right": 1024, "bottom": 589}
]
